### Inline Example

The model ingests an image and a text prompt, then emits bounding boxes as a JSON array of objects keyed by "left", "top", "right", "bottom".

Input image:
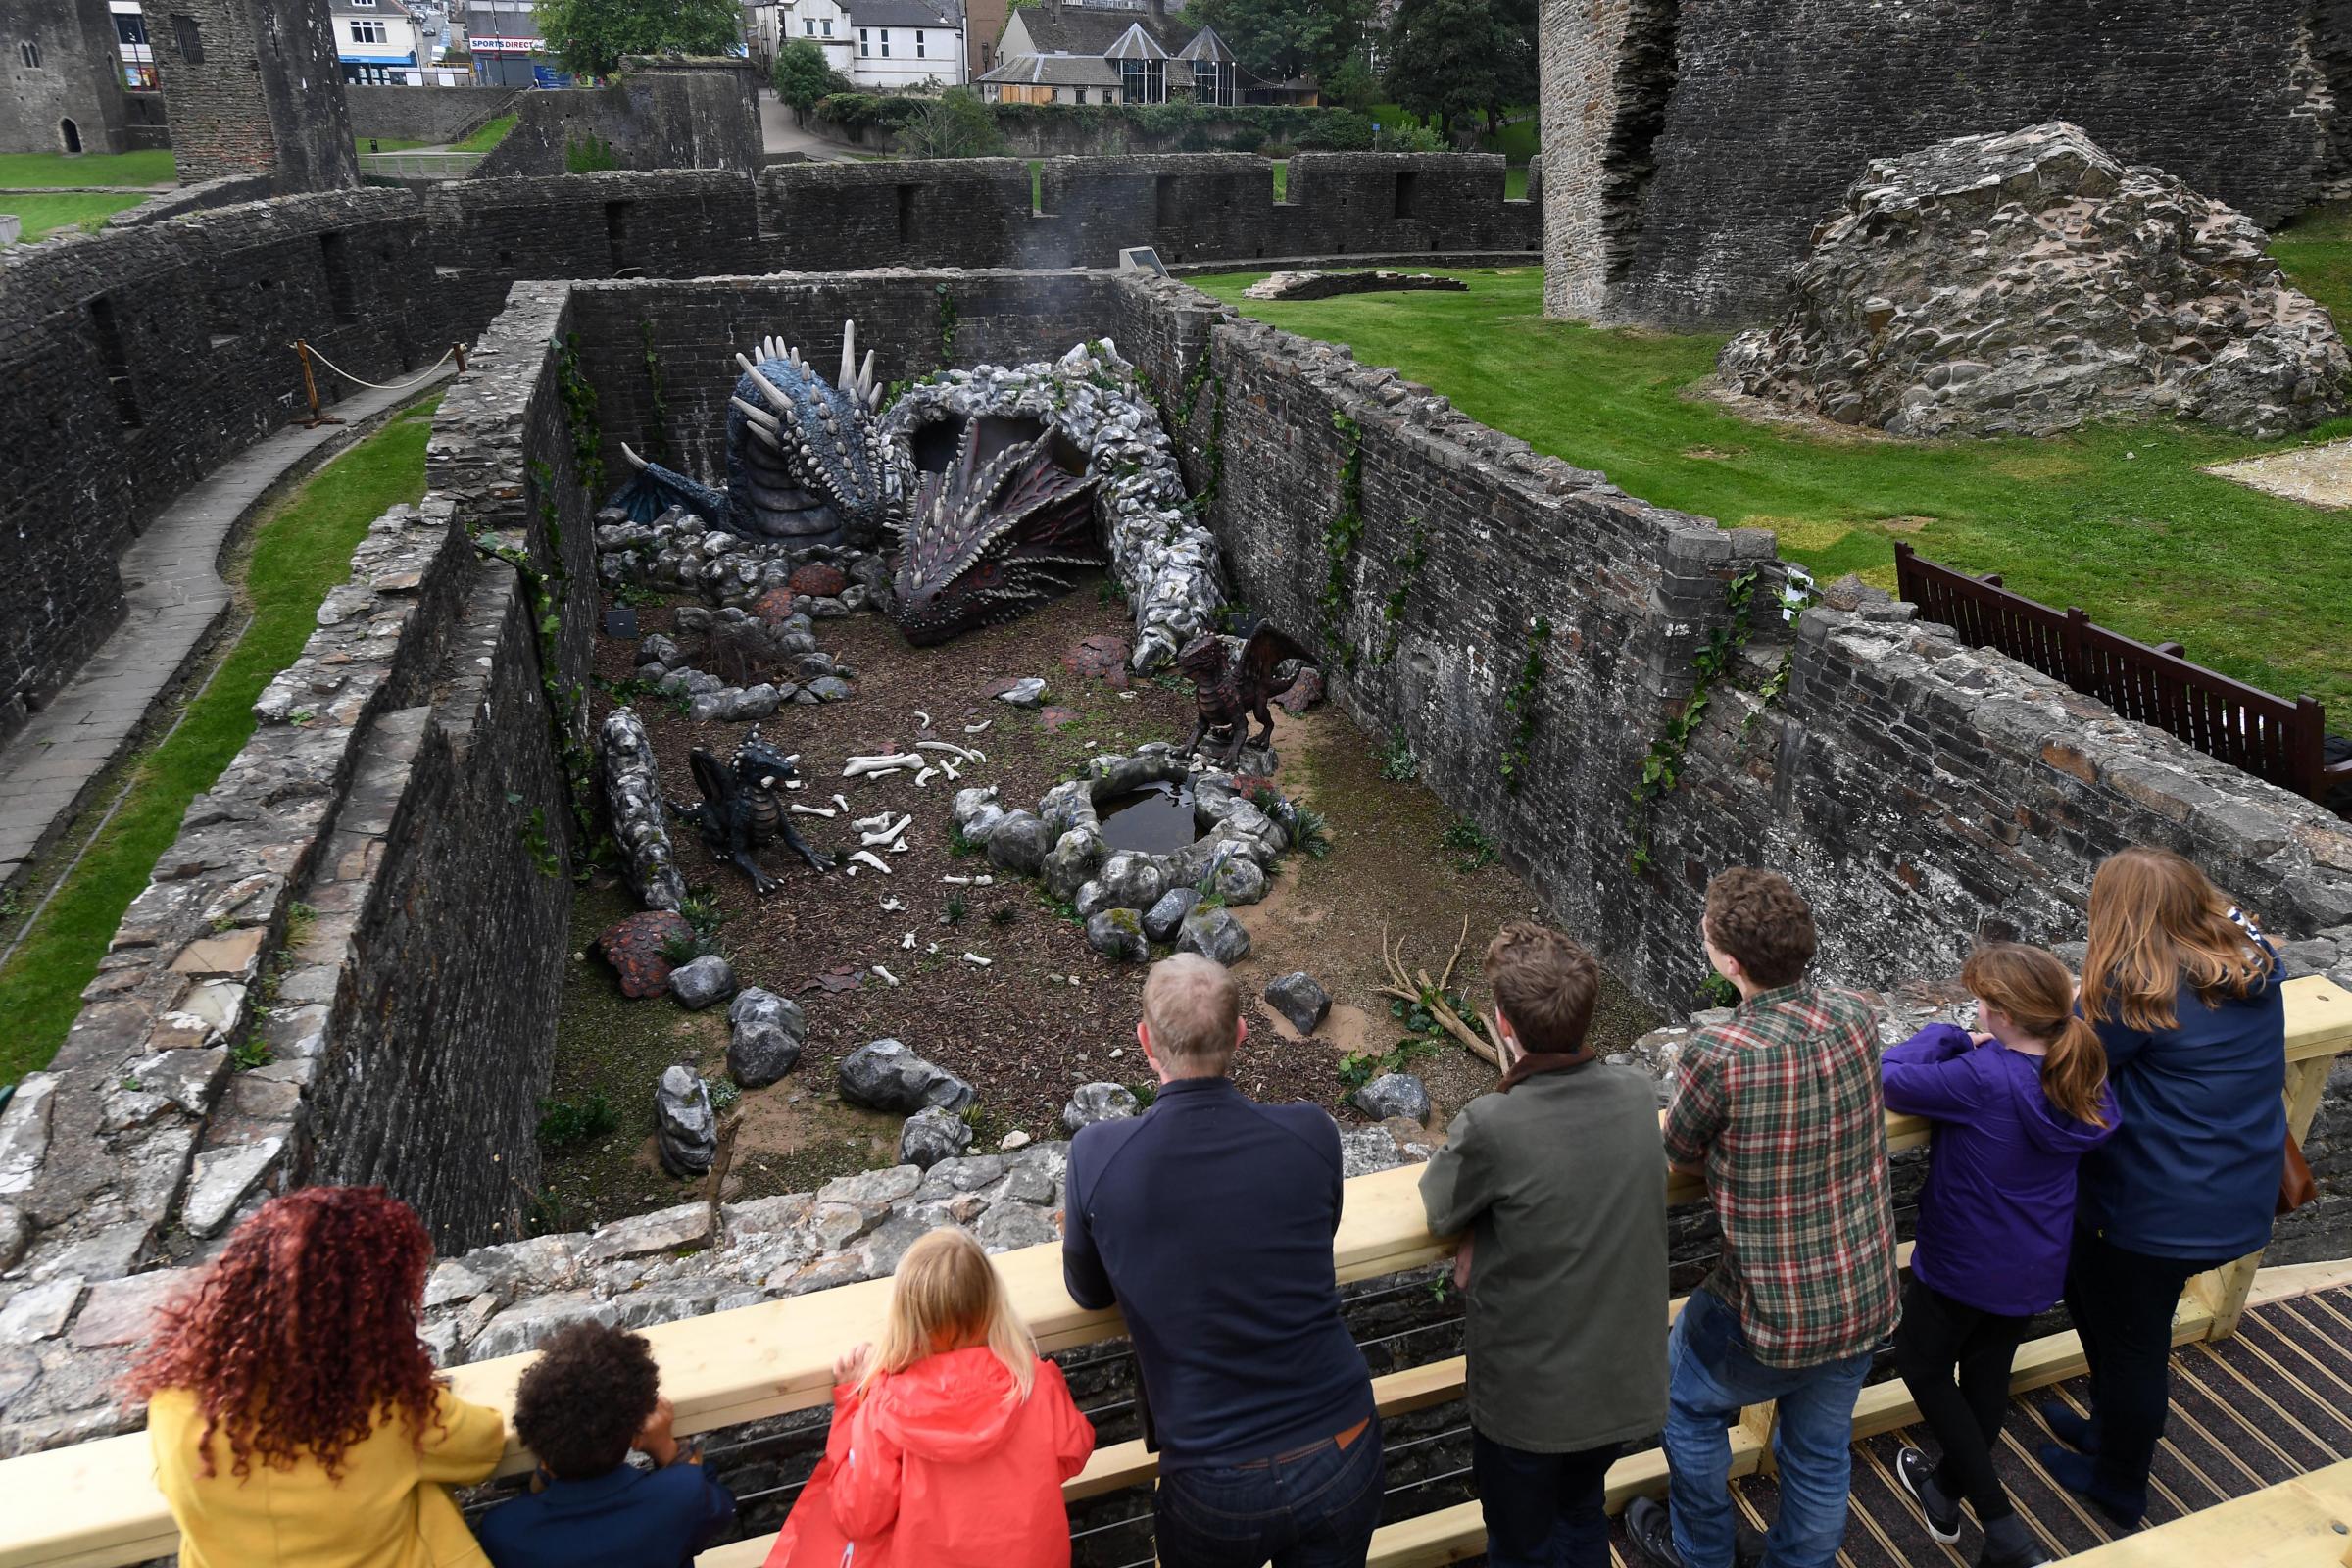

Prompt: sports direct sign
[{"left": 468, "top": 34, "right": 537, "bottom": 52}]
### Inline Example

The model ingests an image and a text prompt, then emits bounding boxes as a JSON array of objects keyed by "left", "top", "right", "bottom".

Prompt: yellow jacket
[{"left": 148, "top": 1385, "right": 507, "bottom": 1568}]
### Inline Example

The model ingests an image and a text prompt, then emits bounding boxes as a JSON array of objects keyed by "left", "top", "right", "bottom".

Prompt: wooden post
[
  {"left": 453, "top": 340, "right": 467, "bottom": 374},
  {"left": 1740, "top": 1402, "right": 1780, "bottom": 1479},
  {"left": 291, "top": 340, "right": 344, "bottom": 428},
  {"left": 2197, "top": 1053, "right": 2336, "bottom": 1343}
]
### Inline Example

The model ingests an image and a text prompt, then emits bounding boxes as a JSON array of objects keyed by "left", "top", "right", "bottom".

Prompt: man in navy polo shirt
[{"left": 1064, "top": 954, "right": 1381, "bottom": 1568}]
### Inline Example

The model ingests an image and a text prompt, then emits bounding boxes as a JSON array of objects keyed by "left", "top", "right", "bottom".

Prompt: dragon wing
[
  {"left": 1240, "top": 625, "right": 1313, "bottom": 694},
  {"left": 609, "top": 443, "right": 731, "bottom": 527},
  {"left": 687, "top": 747, "right": 735, "bottom": 808}
]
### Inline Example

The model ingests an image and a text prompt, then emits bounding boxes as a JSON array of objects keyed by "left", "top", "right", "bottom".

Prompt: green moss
[{"left": 0, "top": 397, "right": 444, "bottom": 1082}]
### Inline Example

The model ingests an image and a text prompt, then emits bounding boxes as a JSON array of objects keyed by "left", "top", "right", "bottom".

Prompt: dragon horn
[
  {"left": 858, "top": 348, "right": 877, "bottom": 400},
  {"left": 736, "top": 354, "right": 795, "bottom": 416},
  {"left": 838, "top": 319, "right": 858, "bottom": 395},
  {"left": 729, "top": 395, "right": 781, "bottom": 431},
  {"left": 619, "top": 441, "right": 649, "bottom": 470},
  {"left": 744, "top": 421, "right": 784, "bottom": 454}
]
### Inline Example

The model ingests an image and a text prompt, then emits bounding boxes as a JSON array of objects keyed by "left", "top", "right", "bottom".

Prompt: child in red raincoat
[{"left": 766, "top": 1226, "right": 1098, "bottom": 1568}]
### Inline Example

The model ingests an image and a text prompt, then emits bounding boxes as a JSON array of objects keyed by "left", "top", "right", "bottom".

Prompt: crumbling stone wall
[
  {"left": 1543, "top": 0, "right": 2344, "bottom": 327},
  {"left": 471, "top": 58, "right": 762, "bottom": 179},
  {"left": 348, "top": 84, "right": 519, "bottom": 148},
  {"left": 138, "top": 0, "right": 359, "bottom": 190},
  {"left": 0, "top": 188, "right": 430, "bottom": 742}
]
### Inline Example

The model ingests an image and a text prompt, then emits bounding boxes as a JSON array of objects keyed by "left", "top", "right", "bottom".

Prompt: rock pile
[
  {"left": 1243, "top": 270, "right": 1471, "bottom": 302},
  {"left": 599, "top": 709, "right": 685, "bottom": 912},
  {"left": 595, "top": 506, "right": 889, "bottom": 617},
  {"left": 1719, "top": 122, "right": 2351, "bottom": 439},
  {"left": 627, "top": 603, "right": 853, "bottom": 722}
]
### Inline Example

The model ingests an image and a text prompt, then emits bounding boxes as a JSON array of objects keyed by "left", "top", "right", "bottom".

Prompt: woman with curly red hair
[{"left": 129, "top": 1186, "right": 508, "bottom": 1568}]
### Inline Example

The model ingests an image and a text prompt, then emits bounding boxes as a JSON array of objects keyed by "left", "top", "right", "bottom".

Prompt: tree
[
  {"left": 1185, "top": 0, "right": 1374, "bottom": 87},
  {"left": 772, "top": 39, "right": 851, "bottom": 122},
  {"left": 1381, "top": 0, "right": 1523, "bottom": 136},
  {"left": 896, "top": 88, "right": 1005, "bottom": 160},
  {"left": 532, "top": 0, "right": 744, "bottom": 79}
]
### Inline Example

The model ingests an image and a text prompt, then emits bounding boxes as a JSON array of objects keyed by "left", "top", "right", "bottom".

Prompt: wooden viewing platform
[{"left": 0, "top": 974, "right": 2346, "bottom": 1568}]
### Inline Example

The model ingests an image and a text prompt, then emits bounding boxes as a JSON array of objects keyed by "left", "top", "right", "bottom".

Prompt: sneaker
[
  {"left": 2036, "top": 1400, "right": 2099, "bottom": 1453},
  {"left": 1625, "top": 1495, "right": 1686, "bottom": 1568},
  {"left": 1895, "top": 1447, "right": 1962, "bottom": 1544},
  {"left": 2034, "top": 1444, "right": 2144, "bottom": 1528},
  {"left": 1978, "top": 1517, "right": 2053, "bottom": 1567}
]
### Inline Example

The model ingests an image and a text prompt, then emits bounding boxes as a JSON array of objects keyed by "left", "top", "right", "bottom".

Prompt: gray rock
[
  {"left": 182, "top": 1137, "right": 285, "bottom": 1239},
  {"left": 0, "top": 1202, "right": 26, "bottom": 1272},
  {"left": 808, "top": 676, "right": 852, "bottom": 703},
  {"left": 600, "top": 708, "right": 685, "bottom": 912},
  {"left": 1062, "top": 1081, "right": 1141, "bottom": 1133},
  {"left": 467, "top": 1291, "right": 620, "bottom": 1363},
  {"left": 0, "top": 1278, "right": 83, "bottom": 1346},
  {"left": 1094, "top": 851, "right": 1167, "bottom": 913},
  {"left": 727, "top": 987, "right": 807, "bottom": 1088},
  {"left": 837, "top": 1039, "right": 976, "bottom": 1115},
  {"left": 1264, "top": 972, "right": 1332, "bottom": 1035},
  {"left": 1142, "top": 887, "right": 1201, "bottom": 943},
  {"left": 986, "top": 811, "right": 1053, "bottom": 877},
  {"left": 1349, "top": 1072, "right": 1431, "bottom": 1124},
  {"left": 668, "top": 955, "right": 736, "bottom": 1010},
  {"left": 952, "top": 786, "right": 1004, "bottom": 843},
  {"left": 974, "top": 1202, "right": 1061, "bottom": 1250},
  {"left": 900, "top": 1105, "right": 975, "bottom": 1169},
  {"left": 997, "top": 676, "right": 1049, "bottom": 707},
  {"left": 655, "top": 1065, "right": 718, "bottom": 1177},
  {"left": 689, "top": 692, "right": 735, "bottom": 724},
  {"left": 723, "top": 683, "right": 782, "bottom": 721},
  {"left": 1210, "top": 856, "right": 1267, "bottom": 905},
  {"left": 1176, "top": 906, "right": 1251, "bottom": 964},
  {"left": 1042, "top": 828, "right": 1109, "bottom": 903},
  {"left": 580, "top": 1202, "right": 712, "bottom": 1265},
  {"left": 638, "top": 633, "right": 681, "bottom": 666},
  {"left": 1085, "top": 907, "right": 1151, "bottom": 962}
]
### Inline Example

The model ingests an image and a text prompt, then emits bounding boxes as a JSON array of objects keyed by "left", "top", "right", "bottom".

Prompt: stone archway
[{"left": 60, "top": 118, "right": 82, "bottom": 153}]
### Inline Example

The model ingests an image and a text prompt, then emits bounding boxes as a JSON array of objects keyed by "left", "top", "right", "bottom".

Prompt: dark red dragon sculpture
[
  {"left": 1177, "top": 627, "right": 1313, "bottom": 769},
  {"left": 888, "top": 415, "right": 1104, "bottom": 646}
]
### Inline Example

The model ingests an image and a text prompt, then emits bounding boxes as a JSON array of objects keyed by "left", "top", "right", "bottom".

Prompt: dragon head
[
  {"left": 1175, "top": 633, "right": 1232, "bottom": 681},
  {"left": 724, "top": 321, "right": 898, "bottom": 547},
  {"left": 889, "top": 415, "right": 1104, "bottom": 647},
  {"left": 731, "top": 727, "right": 802, "bottom": 792}
]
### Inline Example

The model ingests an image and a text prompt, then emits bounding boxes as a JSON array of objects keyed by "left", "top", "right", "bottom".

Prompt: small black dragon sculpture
[
  {"left": 1178, "top": 627, "right": 1313, "bottom": 769},
  {"left": 668, "top": 728, "right": 833, "bottom": 896},
  {"left": 890, "top": 415, "right": 1104, "bottom": 645}
]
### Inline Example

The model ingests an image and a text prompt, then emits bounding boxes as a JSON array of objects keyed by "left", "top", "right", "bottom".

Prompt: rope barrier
[{"left": 289, "top": 340, "right": 461, "bottom": 393}]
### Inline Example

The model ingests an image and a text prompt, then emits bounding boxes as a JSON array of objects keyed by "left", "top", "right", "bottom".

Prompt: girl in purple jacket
[{"left": 1884, "top": 943, "right": 2120, "bottom": 1568}]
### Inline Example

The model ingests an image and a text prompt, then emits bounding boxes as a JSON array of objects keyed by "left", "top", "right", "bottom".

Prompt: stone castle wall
[
  {"left": 0, "top": 188, "right": 430, "bottom": 741},
  {"left": 1543, "top": 0, "right": 2345, "bottom": 327},
  {"left": 471, "top": 59, "right": 763, "bottom": 180},
  {"left": 139, "top": 0, "right": 359, "bottom": 190},
  {"left": 0, "top": 0, "right": 152, "bottom": 156},
  {"left": 348, "top": 84, "right": 519, "bottom": 148}
]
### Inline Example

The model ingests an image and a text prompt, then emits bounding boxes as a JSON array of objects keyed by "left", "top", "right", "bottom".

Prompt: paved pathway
[
  {"left": 0, "top": 368, "right": 457, "bottom": 896},
  {"left": 760, "top": 88, "right": 856, "bottom": 162},
  {"left": 2208, "top": 439, "right": 2352, "bottom": 509}
]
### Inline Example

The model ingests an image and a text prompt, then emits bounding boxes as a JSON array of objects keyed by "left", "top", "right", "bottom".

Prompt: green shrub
[
  {"left": 537, "top": 1093, "right": 620, "bottom": 1152},
  {"left": 1300, "top": 110, "right": 1375, "bottom": 151}
]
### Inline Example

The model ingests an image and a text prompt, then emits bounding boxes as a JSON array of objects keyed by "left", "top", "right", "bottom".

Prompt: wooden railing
[
  {"left": 1892, "top": 543, "right": 2350, "bottom": 805},
  {"left": 2058, "top": 1456, "right": 2352, "bottom": 1567},
  {"left": 2, "top": 974, "right": 2346, "bottom": 1568}
]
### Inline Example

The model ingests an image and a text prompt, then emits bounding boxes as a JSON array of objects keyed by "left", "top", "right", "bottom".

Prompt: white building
[
  {"left": 331, "top": 0, "right": 466, "bottom": 84},
  {"left": 772, "top": 0, "right": 963, "bottom": 87}
]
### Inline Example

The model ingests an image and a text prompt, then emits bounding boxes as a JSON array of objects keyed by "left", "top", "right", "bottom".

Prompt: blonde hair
[
  {"left": 1142, "top": 954, "right": 1241, "bottom": 1073},
  {"left": 1961, "top": 943, "right": 2110, "bottom": 1128},
  {"left": 2082, "top": 847, "right": 2271, "bottom": 1033},
  {"left": 860, "top": 1228, "right": 1037, "bottom": 1401}
]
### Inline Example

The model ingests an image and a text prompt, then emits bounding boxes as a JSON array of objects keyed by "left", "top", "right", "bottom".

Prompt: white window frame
[
  {"left": 351, "top": 18, "right": 387, "bottom": 42},
  {"left": 879, "top": 27, "right": 889, "bottom": 55},
  {"left": 857, "top": 25, "right": 867, "bottom": 53},
  {"left": 914, "top": 28, "right": 923, "bottom": 56}
]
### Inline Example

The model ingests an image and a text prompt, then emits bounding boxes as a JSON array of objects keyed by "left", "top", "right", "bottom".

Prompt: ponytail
[{"left": 1961, "top": 942, "right": 2110, "bottom": 1129}]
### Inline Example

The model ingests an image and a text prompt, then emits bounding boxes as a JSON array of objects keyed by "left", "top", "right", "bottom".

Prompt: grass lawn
[
  {"left": 358, "top": 114, "right": 515, "bottom": 157},
  {"left": 1191, "top": 266, "right": 2352, "bottom": 714},
  {"left": 1, "top": 191, "right": 151, "bottom": 243},
  {"left": 0, "top": 148, "right": 176, "bottom": 187},
  {"left": 0, "top": 396, "right": 443, "bottom": 1085}
]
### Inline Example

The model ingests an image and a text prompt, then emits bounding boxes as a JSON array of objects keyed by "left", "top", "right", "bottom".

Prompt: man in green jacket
[{"left": 1419, "top": 922, "right": 1670, "bottom": 1568}]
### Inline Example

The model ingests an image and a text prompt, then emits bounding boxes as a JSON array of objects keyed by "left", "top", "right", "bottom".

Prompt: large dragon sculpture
[
  {"left": 614, "top": 322, "right": 898, "bottom": 549},
  {"left": 607, "top": 325, "right": 1219, "bottom": 657}
]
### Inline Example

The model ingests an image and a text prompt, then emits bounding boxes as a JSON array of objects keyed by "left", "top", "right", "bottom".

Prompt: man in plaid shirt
[{"left": 1628, "top": 868, "right": 1898, "bottom": 1568}]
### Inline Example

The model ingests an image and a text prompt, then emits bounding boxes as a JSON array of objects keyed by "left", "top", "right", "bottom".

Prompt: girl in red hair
[{"left": 129, "top": 1186, "right": 508, "bottom": 1568}]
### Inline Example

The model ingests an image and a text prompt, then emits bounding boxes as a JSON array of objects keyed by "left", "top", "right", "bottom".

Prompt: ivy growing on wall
[
  {"left": 935, "top": 282, "right": 960, "bottom": 367},
  {"left": 639, "top": 319, "right": 672, "bottom": 466},
  {"left": 1626, "top": 569, "right": 1760, "bottom": 874},
  {"left": 1317, "top": 410, "right": 1365, "bottom": 671},
  {"left": 1498, "top": 616, "right": 1550, "bottom": 793},
  {"left": 554, "top": 332, "right": 604, "bottom": 497},
  {"left": 1158, "top": 344, "right": 1226, "bottom": 521},
  {"left": 1375, "top": 520, "right": 1428, "bottom": 667},
  {"left": 1745, "top": 572, "right": 1819, "bottom": 731}
]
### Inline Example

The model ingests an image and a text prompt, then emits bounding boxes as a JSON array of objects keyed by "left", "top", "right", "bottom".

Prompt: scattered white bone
[
  {"left": 927, "top": 942, "right": 941, "bottom": 956},
  {"left": 940, "top": 761, "right": 961, "bottom": 781},
  {"left": 970, "top": 875, "right": 995, "bottom": 887},
  {"left": 861, "top": 814, "right": 912, "bottom": 848},
  {"left": 843, "top": 864, "right": 858, "bottom": 878},
  {"left": 967, "top": 750, "right": 987, "bottom": 763},
  {"left": 880, "top": 897, "right": 905, "bottom": 911},
  {"left": 963, "top": 720, "right": 993, "bottom": 735},
  {"left": 914, "top": 711, "right": 931, "bottom": 729},
  {"left": 941, "top": 874, "right": 977, "bottom": 885},
  {"left": 961, "top": 953, "right": 992, "bottom": 967},
  {"left": 845, "top": 753, "right": 923, "bottom": 778},
  {"left": 916, "top": 741, "right": 978, "bottom": 761},
  {"left": 832, "top": 794, "right": 852, "bottom": 814},
  {"left": 789, "top": 805, "right": 837, "bottom": 818},
  {"left": 784, "top": 780, "right": 805, "bottom": 791},
  {"left": 872, "top": 965, "right": 901, "bottom": 988},
  {"left": 854, "top": 812, "right": 894, "bottom": 832},
  {"left": 850, "top": 850, "right": 893, "bottom": 876},
  {"left": 913, "top": 767, "right": 938, "bottom": 788},
  {"left": 889, "top": 843, "right": 909, "bottom": 854},
  {"left": 902, "top": 932, "right": 917, "bottom": 949},
  {"left": 864, "top": 768, "right": 905, "bottom": 781}
]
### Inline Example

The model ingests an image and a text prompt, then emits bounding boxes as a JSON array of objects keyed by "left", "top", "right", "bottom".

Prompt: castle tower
[
  {"left": 0, "top": 0, "right": 150, "bottom": 156},
  {"left": 139, "top": 0, "right": 358, "bottom": 189}
]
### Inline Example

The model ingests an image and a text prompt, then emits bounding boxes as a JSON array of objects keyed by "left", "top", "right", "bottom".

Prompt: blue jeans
[
  {"left": 1473, "top": 1429, "right": 1618, "bottom": 1568},
  {"left": 1152, "top": 1417, "right": 1386, "bottom": 1568},
  {"left": 1663, "top": 1288, "right": 1873, "bottom": 1568}
]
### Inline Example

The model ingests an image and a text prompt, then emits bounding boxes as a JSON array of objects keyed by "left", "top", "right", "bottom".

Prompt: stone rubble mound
[
  {"left": 1718, "top": 122, "right": 2352, "bottom": 439},
  {"left": 1242, "top": 270, "right": 1470, "bottom": 302}
]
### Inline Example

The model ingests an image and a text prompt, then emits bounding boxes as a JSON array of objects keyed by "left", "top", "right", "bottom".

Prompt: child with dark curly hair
[
  {"left": 131, "top": 1187, "right": 508, "bottom": 1568},
  {"left": 475, "top": 1321, "right": 737, "bottom": 1568}
]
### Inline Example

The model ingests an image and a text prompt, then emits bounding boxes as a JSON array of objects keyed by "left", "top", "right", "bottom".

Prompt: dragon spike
[
  {"left": 736, "top": 354, "right": 795, "bottom": 417},
  {"left": 746, "top": 422, "right": 784, "bottom": 454},
  {"left": 838, "top": 319, "right": 858, "bottom": 395},
  {"left": 858, "top": 348, "right": 877, "bottom": 399},
  {"left": 729, "top": 395, "right": 780, "bottom": 431},
  {"left": 619, "top": 440, "right": 649, "bottom": 470}
]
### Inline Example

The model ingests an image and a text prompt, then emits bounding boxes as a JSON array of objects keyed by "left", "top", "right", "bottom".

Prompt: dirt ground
[{"left": 535, "top": 576, "right": 1657, "bottom": 1230}]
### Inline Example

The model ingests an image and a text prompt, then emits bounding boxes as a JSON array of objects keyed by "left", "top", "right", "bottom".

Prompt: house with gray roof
[{"left": 980, "top": 0, "right": 1298, "bottom": 106}]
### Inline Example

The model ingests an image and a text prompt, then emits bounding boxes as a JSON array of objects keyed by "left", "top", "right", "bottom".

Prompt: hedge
[{"left": 813, "top": 95, "right": 1366, "bottom": 151}]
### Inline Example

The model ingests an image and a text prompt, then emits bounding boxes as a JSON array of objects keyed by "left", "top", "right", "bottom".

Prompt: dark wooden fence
[{"left": 1893, "top": 543, "right": 2349, "bottom": 806}]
